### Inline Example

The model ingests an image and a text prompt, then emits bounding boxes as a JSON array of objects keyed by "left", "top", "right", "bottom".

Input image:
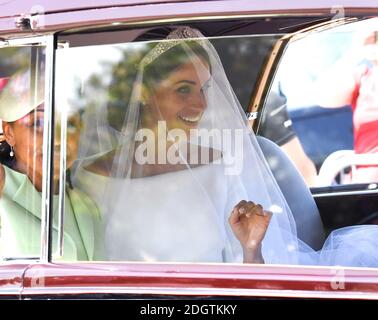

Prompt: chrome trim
[
  {"left": 0, "top": 289, "right": 21, "bottom": 296},
  {"left": 0, "top": 35, "right": 48, "bottom": 49},
  {"left": 54, "top": 41, "right": 70, "bottom": 259},
  {"left": 20, "top": 286, "right": 378, "bottom": 300},
  {"left": 288, "top": 17, "right": 357, "bottom": 43},
  {"left": 1, "top": 35, "right": 48, "bottom": 46},
  {"left": 313, "top": 189, "right": 378, "bottom": 198},
  {"left": 56, "top": 108, "right": 67, "bottom": 258},
  {"left": 2, "top": 256, "right": 39, "bottom": 261},
  {"left": 39, "top": 258, "right": 378, "bottom": 270},
  {"left": 40, "top": 34, "right": 56, "bottom": 262}
]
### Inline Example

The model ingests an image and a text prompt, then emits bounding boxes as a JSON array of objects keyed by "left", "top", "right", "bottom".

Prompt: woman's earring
[{"left": 10, "top": 145, "right": 14, "bottom": 157}]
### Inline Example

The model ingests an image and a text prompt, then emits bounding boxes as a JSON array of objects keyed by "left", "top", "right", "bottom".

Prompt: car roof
[
  {"left": 1, "top": 0, "right": 378, "bottom": 19},
  {"left": 1, "top": 0, "right": 377, "bottom": 37},
  {"left": 0, "top": 0, "right": 189, "bottom": 18}
]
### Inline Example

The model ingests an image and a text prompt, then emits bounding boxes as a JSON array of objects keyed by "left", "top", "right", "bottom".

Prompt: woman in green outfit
[{"left": 0, "top": 72, "right": 101, "bottom": 261}]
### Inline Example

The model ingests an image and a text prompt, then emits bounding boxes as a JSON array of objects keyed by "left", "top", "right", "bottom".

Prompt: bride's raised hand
[{"left": 229, "top": 200, "right": 272, "bottom": 263}]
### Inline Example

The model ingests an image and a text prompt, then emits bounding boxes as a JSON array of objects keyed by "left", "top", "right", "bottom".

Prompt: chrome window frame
[{"left": 0, "top": 34, "right": 56, "bottom": 262}]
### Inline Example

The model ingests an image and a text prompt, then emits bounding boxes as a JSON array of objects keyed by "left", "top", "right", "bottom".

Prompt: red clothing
[
  {"left": 0, "top": 77, "right": 9, "bottom": 91},
  {"left": 350, "top": 64, "right": 378, "bottom": 183},
  {"left": 352, "top": 65, "right": 378, "bottom": 154}
]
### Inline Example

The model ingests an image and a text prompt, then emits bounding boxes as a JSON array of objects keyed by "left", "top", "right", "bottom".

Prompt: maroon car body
[{"left": 1, "top": 0, "right": 378, "bottom": 300}]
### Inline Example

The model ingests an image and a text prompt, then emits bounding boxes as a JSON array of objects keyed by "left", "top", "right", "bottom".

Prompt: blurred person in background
[{"left": 316, "top": 30, "right": 378, "bottom": 183}]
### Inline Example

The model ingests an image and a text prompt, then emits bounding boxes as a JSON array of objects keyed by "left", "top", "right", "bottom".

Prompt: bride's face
[{"left": 143, "top": 57, "right": 211, "bottom": 134}]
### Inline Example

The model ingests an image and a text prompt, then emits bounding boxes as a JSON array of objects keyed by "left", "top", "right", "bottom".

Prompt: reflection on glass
[
  {"left": 56, "top": 34, "right": 279, "bottom": 263},
  {"left": 271, "top": 18, "right": 378, "bottom": 187},
  {"left": 0, "top": 46, "right": 46, "bottom": 259},
  {"left": 0, "top": 44, "right": 101, "bottom": 261},
  {"left": 56, "top": 27, "right": 378, "bottom": 268}
]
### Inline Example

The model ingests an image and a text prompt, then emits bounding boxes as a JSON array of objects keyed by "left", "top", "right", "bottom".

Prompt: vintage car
[{"left": 1, "top": 0, "right": 378, "bottom": 301}]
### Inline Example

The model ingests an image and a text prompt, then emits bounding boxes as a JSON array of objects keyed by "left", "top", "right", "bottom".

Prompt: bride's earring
[{"left": 9, "top": 145, "right": 14, "bottom": 157}]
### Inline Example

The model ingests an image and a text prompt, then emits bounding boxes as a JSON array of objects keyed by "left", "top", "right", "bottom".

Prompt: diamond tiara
[{"left": 140, "top": 27, "right": 206, "bottom": 67}]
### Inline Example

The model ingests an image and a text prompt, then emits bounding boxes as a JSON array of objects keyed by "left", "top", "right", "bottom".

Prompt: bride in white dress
[{"left": 73, "top": 26, "right": 378, "bottom": 267}]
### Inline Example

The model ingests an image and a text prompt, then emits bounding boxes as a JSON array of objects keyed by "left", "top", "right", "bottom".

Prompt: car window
[
  {"left": 54, "top": 23, "right": 378, "bottom": 270},
  {"left": 54, "top": 27, "right": 289, "bottom": 263},
  {"left": 0, "top": 45, "right": 46, "bottom": 261},
  {"left": 260, "top": 18, "right": 378, "bottom": 192}
]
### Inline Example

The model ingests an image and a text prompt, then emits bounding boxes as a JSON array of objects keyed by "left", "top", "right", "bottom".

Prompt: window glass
[
  {"left": 260, "top": 18, "right": 378, "bottom": 190},
  {"left": 55, "top": 30, "right": 282, "bottom": 263},
  {"left": 55, "top": 25, "right": 378, "bottom": 269},
  {"left": 0, "top": 45, "right": 46, "bottom": 260}
]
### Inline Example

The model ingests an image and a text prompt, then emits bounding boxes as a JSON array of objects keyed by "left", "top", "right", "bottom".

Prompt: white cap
[{"left": 0, "top": 71, "right": 44, "bottom": 122}]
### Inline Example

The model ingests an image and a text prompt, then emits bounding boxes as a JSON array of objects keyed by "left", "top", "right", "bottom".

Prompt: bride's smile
[{"left": 177, "top": 112, "right": 203, "bottom": 125}]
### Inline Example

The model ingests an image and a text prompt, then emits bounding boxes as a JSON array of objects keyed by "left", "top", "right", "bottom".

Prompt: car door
[
  {"left": 0, "top": 1, "right": 375, "bottom": 301},
  {"left": 0, "top": 35, "right": 55, "bottom": 298},
  {"left": 257, "top": 18, "right": 378, "bottom": 236},
  {"left": 19, "top": 10, "right": 378, "bottom": 300}
]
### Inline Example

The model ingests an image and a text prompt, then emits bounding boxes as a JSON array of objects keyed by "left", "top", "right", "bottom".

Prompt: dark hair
[
  {"left": 0, "top": 137, "right": 16, "bottom": 168},
  {"left": 136, "top": 26, "right": 210, "bottom": 83},
  {"left": 106, "top": 27, "right": 210, "bottom": 131},
  {"left": 143, "top": 40, "right": 210, "bottom": 87}
]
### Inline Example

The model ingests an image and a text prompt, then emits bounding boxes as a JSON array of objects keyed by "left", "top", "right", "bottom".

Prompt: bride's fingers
[
  {"left": 233, "top": 200, "right": 248, "bottom": 215},
  {"left": 240, "top": 204, "right": 273, "bottom": 221},
  {"left": 240, "top": 202, "right": 262, "bottom": 216},
  {"left": 229, "top": 201, "right": 246, "bottom": 224},
  {"left": 233, "top": 200, "right": 248, "bottom": 212},
  {"left": 230, "top": 200, "right": 252, "bottom": 225},
  {"left": 252, "top": 208, "right": 273, "bottom": 218},
  {"left": 231, "top": 200, "right": 270, "bottom": 224},
  {"left": 237, "top": 201, "right": 255, "bottom": 214}
]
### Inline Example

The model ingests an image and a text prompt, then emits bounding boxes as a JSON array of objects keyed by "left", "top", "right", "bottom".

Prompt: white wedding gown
[
  {"left": 75, "top": 162, "right": 243, "bottom": 262},
  {"left": 75, "top": 161, "right": 378, "bottom": 267}
]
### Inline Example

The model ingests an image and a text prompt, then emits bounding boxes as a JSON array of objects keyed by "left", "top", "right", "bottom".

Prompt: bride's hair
[
  {"left": 142, "top": 39, "right": 210, "bottom": 87},
  {"left": 107, "top": 26, "right": 210, "bottom": 131}
]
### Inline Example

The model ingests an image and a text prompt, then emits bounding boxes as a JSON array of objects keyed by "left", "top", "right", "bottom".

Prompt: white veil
[{"left": 72, "top": 26, "right": 378, "bottom": 266}]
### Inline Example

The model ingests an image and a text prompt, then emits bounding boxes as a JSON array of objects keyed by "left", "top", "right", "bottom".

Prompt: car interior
[
  {"left": 1, "top": 14, "right": 378, "bottom": 258},
  {"left": 194, "top": 17, "right": 378, "bottom": 238}
]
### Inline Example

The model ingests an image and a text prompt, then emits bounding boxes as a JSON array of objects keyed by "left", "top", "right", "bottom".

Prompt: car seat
[{"left": 256, "top": 135, "right": 325, "bottom": 251}]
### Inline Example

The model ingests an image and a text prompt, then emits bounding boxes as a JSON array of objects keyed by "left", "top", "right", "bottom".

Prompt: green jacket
[{"left": 0, "top": 165, "right": 101, "bottom": 261}]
